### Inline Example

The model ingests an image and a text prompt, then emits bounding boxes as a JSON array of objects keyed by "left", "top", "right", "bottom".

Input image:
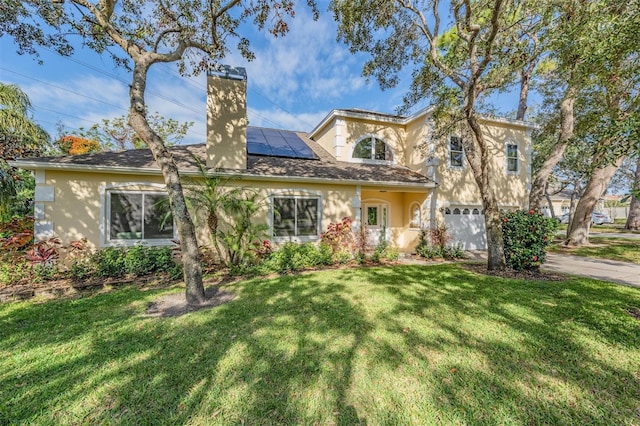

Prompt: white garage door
[{"left": 443, "top": 207, "right": 487, "bottom": 250}]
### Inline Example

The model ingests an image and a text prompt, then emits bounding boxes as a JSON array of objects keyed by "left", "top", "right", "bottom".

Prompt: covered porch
[{"left": 357, "top": 186, "right": 434, "bottom": 252}]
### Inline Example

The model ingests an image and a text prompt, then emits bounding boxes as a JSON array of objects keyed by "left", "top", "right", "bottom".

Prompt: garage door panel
[{"left": 444, "top": 214, "right": 487, "bottom": 250}]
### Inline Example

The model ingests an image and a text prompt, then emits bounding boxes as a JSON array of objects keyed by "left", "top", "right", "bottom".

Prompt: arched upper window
[
  {"left": 352, "top": 136, "right": 393, "bottom": 162},
  {"left": 409, "top": 203, "right": 421, "bottom": 229}
]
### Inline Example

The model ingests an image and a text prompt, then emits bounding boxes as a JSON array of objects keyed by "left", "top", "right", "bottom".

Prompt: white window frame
[
  {"left": 448, "top": 135, "right": 465, "bottom": 170},
  {"left": 269, "top": 190, "right": 322, "bottom": 242},
  {"left": 349, "top": 134, "right": 396, "bottom": 165},
  {"left": 505, "top": 141, "right": 519, "bottom": 174},
  {"left": 101, "top": 184, "right": 176, "bottom": 247}
]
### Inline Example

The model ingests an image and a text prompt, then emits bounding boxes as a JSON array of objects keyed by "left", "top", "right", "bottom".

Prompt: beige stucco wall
[
  {"left": 332, "top": 114, "right": 531, "bottom": 221},
  {"left": 311, "top": 120, "right": 338, "bottom": 158},
  {"left": 35, "top": 168, "right": 435, "bottom": 255},
  {"left": 430, "top": 120, "right": 531, "bottom": 213},
  {"left": 206, "top": 74, "right": 247, "bottom": 170},
  {"left": 403, "top": 116, "right": 429, "bottom": 171},
  {"left": 35, "top": 170, "right": 366, "bottom": 251}
]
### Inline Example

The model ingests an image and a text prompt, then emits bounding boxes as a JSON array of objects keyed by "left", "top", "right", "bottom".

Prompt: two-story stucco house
[{"left": 12, "top": 67, "right": 534, "bottom": 252}]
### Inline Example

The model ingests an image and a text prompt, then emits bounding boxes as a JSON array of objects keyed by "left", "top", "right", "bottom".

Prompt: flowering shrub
[
  {"left": 501, "top": 209, "right": 558, "bottom": 271},
  {"left": 253, "top": 239, "right": 273, "bottom": 258},
  {"left": 320, "top": 217, "right": 355, "bottom": 254}
]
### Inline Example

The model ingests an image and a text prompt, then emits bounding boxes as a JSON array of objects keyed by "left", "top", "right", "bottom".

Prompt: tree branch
[{"left": 398, "top": 0, "right": 467, "bottom": 89}]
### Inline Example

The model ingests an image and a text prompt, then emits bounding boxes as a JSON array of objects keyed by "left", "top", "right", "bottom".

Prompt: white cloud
[{"left": 229, "top": 8, "right": 367, "bottom": 106}]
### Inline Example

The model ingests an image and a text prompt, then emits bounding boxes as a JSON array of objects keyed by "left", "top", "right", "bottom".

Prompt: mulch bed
[
  {"left": 0, "top": 273, "right": 181, "bottom": 303},
  {"left": 144, "top": 285, "right": 236, "bottom": 318},
  {"left": 461, "top": 263, "right": 566, "bottom": 281}
]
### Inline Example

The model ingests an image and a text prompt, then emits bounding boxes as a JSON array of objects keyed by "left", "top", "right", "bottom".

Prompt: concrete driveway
[
  {"left": 543, "top": 253, "right": 640, "bottom": 288},
  {"left": 588, "top": 232, "right": 640, "bottom": 240},
  {"left": 557, "top": 231, "right": 640, "bottom": 240},
  {"left": 465, "top": 251, "right": 640, "bottom": 288}
]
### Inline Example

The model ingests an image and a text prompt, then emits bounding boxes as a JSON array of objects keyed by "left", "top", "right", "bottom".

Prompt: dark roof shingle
[{"left": 14, "top": 128, "right": 434, "bottom": 186}]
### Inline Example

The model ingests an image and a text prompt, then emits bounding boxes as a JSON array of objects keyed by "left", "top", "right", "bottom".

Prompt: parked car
[
  {"left": 557, "top": 212, "right": 613, "bottom": 225},
  {"left": 592, "top": 211, "right": 613, "bottom": 225}
]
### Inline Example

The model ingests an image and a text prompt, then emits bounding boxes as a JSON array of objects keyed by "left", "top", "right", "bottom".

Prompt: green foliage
[
  {"left": 219, "top": 191, "right": 269, "bottom": 267},
  {"left": 501, "top": 210, "right": 558, "bottom": 271},
  {"left": 73, "top": 112, "right": 193, "bottom": 150},
  {"left": 90, "top": 245, "right": 181, "bottom": 279},
  {"left": 384, "top": 246, "right": 400, "bottom": 262},
  {"left": 0, "top": 83, "right": 50, "bottom": 221},
  {"left": 0, "top": 216, "right": 33, "bottom": 251},
  {"left": 91, "top": 247, "right": 127, "bottom": 278},
  {"left": 0, "top": 258, "right": 31, "bottom": 286},
  {"left": 268, "top": 242, "right": 333, "bottom": 275},
  {"left": 415, "top": 226, "right": 464, "bottom": 260},
  {"left": 370, "top": 239, "right": 389, "bottom": 264}
]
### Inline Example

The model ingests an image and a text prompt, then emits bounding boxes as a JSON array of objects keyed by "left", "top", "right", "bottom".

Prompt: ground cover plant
[
  {"left": 1, "top": 265, "right": 639, "bottom": 424},
  {"left": 550, "top": 237, "right": 640, "bottom": 264}
]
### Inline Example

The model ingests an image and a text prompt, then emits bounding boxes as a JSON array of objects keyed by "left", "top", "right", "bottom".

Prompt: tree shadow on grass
[
  {"left": 0, "top": 275, "right": 371, "bottom": 424},
  {"left": 344, "top": 264, "right": 640, "bottom": 424},
  {"left": 1, "top": 264, "right": 639, "bottom": 424}
]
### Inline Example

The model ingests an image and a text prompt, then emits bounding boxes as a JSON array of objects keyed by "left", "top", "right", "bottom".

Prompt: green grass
[
  {"left": 590, "top": 224, "right": 640, "bottom": 234},
  {"left": 2, "top": 265, "right": 640, "bottom": 425},
  {"left": 556, "top": 223, "right": 640, "bottom": 234},
  {"left": 550, "top": 237, "right": 640, "bottom": 264}
]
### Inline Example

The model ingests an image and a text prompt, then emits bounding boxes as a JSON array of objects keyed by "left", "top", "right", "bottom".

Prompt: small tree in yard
[
  {"left": 2, "top": 0, "right": 317, "bottom": 305},
  {"left": 501, "top": 210, "right": 558, "bottom": 271}
]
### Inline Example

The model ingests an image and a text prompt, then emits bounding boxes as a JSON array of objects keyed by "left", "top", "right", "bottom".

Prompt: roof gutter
[{"left": 9, "top": 160, "right": 437, "bottom": 190}]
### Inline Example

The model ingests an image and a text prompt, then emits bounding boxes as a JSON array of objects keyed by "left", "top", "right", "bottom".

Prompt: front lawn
[
  {"left": 1, "top": 265, "right": 640, "bottom": 424},
  {"left": 550, "top": 237, "right": 640, "bottom": 264}
]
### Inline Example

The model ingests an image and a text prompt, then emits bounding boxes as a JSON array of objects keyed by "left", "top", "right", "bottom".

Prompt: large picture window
[
  {"left": 108, "top": 192, "right": 173, "bottom": 242},
  {"left": 273, "top": 197, "right": 319, "bottom": 237},
  {"left": 450, "top": 136, "right": 464, "bottom": 168},
  {"left": 352, "top": 137, "right": 393, "bottom": 162}
]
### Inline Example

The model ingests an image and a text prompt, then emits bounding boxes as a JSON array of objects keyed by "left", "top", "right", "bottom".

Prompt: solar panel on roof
[{"left": 246, "top": 127, "right": 318, "bottom": 160}]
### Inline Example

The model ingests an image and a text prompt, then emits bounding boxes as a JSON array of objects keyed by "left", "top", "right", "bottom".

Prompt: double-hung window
[
  {"left": 450, "top": 136, "right": 464, "bottom": 168},
  {"left": 506, "top": 143, "right": 518, "bottom": 173},
  {"left": 273, "top": 196, "right": 319, "bottom": 238},
  {"left": 107, "top": 192, "right": 173, "bottom": 243}
]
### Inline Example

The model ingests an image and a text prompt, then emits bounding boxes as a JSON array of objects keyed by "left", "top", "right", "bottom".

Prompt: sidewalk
[{"left": 465, "top": 251, "right": 640, "bottom": 288}]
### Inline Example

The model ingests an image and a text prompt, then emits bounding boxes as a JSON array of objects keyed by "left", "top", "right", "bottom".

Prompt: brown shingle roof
[{"left": 13, "top": 130, "right": 435, "bottom": 187}]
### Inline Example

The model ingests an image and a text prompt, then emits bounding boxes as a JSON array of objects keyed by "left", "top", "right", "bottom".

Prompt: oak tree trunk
[
  {"left": 625, "top": 156, "right": 640, "bottom": 230},
  {"left": 129, "top": 62, "right": 205, "bottom": 305},
  {"left": 566, "top": 157, "right": 625, "bottom": 245},
  {"left": 516, "top": 69, "right": 530, "bottom": 121},
  {"left": 464, "top": 110, "right": 506, "bottom": 270},
  {"left": 529, "top": 86, "right": 577, "bottom": 210}
]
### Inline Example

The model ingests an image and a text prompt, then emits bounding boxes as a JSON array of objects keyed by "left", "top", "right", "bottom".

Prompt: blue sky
[{"left": 0, "top": 3, "right": 521, "bottom": 146}]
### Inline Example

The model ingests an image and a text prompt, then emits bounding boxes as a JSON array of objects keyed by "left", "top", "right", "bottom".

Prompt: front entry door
[{"left": 363, "top": 203, "right": 389, "bottom": 248}]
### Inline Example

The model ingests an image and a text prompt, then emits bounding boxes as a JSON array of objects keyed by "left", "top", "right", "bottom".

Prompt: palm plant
[
  {"left": 183, "top": 157, "right": 241, "bottom": 264},
  {"left": 0, "top": 83, "right": 50, "bottom": 221},
  {"left": 218, "top": 191, "right": 269, "bottom": 266}
]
